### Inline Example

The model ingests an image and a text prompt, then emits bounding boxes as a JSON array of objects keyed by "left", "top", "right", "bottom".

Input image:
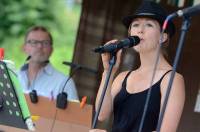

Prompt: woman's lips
[{"left": 139, "top": 38, "right": 144, "bottom": 43}]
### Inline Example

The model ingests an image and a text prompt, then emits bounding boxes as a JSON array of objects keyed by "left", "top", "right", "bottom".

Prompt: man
[{"left": 18, "top": 26, "right": 79, "bottom": 101}]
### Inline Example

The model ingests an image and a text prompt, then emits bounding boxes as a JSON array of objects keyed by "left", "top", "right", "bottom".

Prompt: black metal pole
[
  {"left": 156, "top": 17, "right": 191, "bottom": 132},
  {"left": 92, "top": 52, "right": 117, "bottom": 129}
]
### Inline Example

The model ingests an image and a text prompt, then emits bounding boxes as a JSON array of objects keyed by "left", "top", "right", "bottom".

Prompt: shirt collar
[{"left": 20, "top": 63, "right": 53, "bottom": 75}]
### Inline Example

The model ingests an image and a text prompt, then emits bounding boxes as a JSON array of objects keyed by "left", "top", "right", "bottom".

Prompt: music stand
[{"left": 0, "top": 61, "right": 27, "bottom": 129}]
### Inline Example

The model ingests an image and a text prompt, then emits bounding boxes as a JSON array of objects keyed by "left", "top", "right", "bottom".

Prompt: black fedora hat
[{"left": 122, "top": 1, "right": 175, "bottom": 37}]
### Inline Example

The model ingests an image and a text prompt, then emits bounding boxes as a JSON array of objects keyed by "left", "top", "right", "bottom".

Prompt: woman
[{"left": 91, "top": 1, "right": 185, "bottom": 132}]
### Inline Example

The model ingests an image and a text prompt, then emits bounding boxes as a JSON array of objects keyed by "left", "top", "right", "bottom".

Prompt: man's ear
[
  {"left": 21, "top": 44, "right": 25, "bottom": 51},
  {"left": 50, "top": 46, "right": 53, "bottom": 54},
  {"left": 22, "top": 44, "right": 26, "bottom": 52},
  {"left": 22, "top": 44, "right": 30, "bottom": 55}
]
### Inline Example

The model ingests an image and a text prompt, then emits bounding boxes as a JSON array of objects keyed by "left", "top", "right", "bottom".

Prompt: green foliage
[
  {"left": 0, "top": 0, "right": 81, "bottom": 75},
  {"left": 1, "top": 0, "right": 47, "bottom": 36}
]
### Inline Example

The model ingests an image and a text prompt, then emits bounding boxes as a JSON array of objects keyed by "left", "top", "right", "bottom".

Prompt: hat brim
[{"left": 122, "top": 14, "right": 175, "bottom": 37}]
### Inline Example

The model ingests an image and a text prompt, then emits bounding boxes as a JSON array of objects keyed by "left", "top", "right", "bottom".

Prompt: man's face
[{"left": 24, "top": 30, "right": 53, "bottom": 64}]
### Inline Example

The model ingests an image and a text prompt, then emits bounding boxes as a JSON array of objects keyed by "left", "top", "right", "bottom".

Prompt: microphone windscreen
[{"left": 128, "top": 36, "right": 140, "bottom": 47}]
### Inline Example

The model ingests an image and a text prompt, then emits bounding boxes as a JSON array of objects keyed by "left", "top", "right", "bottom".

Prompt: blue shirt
[{"left": 17, "top": 63, "right": 79, "bottom": 101}]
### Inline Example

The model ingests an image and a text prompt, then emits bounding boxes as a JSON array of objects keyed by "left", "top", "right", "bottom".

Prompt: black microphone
[
  {"left": 93, "top": 36, "right": 140, "bottom": 53},
  {"left": 26, "top": 56, "right": 31, "bottom": 61},
  {"left": 29, "top": 90, "right": 38, "bottom": 103},
  {"left": 56, "top": 66, "right": 80, "bottom": 109},
  {"left": 170, "top": 3, "right": 200, "bottom": 18},
  {"left": 63, "top": 61, "right": 97, "bottom": 74},
  {"left": 63, "top": 61, "right": 81, "bottom": 68}
]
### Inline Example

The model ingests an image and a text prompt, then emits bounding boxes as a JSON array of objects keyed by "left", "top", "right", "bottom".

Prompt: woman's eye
[
  {"left": 146, "top": 23, "right": 153, "bottom": 27},
  {"left": 131, "top": 23, "right": 139, "bottom": 27}
]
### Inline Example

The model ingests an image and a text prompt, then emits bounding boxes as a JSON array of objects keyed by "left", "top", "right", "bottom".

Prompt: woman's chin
[
  {"left": 134, "top": 45, "right": 143, "bottom": 52},
  {"left": 134, "top": 46, "right": 152, "bottom": 53}
]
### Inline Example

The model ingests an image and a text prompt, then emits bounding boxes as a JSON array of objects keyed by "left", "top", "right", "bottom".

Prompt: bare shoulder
[
  {"left": 114, "top": 71, "right": 130, "bottom": 81},
  {"left": 159, "top": 71, "right": 185, "bottom": 131},
  {"left": 161, "top": 72, "right": 184, "bottom": 86},
  {"left": 160, "top": 71, "right": 185, "bottom": 97},
  {"left": 111, "top": 71, "right": 131, "bottom": 98}
]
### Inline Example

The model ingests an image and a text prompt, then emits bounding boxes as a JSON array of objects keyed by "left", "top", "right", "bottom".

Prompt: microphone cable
[
  {"left": 60, "top": 65, "right": 81, "bottom": 95},
  {"left": 28, "top": 59, "right": 49, "bottom": 104},
  {"left": 50, "top": 108, "right": 58, "bottom": 132},
  {"left": 63, "top": 61, "right": 98, "bottom": 74},
  {"left": 56, "top": 65, "right": 81, "bottom": 109},
  {"left": 50, "top": 66, "right": 82, "bottom": 132}
]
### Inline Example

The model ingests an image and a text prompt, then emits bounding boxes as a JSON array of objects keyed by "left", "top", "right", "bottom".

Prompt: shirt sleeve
[{"left": 63, "top": 78, "right": 79, "bottom": 102}]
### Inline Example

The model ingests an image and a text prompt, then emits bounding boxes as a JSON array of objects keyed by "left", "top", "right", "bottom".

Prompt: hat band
[{"left": 136, "top": 13, "right": 156, "bottom": 16}]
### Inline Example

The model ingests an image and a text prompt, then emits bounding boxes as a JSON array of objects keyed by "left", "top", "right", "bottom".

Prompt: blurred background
[{"left": 0, "top": 0, "right": 82, "bottom": 75}]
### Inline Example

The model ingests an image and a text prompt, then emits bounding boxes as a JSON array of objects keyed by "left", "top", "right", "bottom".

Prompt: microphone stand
[
  {"left": 92, "top": 51, "right": 117, "bottom": 129},
  {"left": 63, "top": 61, "right": 97, "bottom": 74},
  {"left": 156, "top": 16, "right": 191, "bottom": 132},
  {"left": 62, "top": 65, "right": 81, "bottom": 91}
]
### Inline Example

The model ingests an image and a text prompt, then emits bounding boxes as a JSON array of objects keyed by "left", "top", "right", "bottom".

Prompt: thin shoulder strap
[
  {"left": 121, "top": 71, "right": 132, "bottom": 87},
  {"left": 159, "top": 70, "right": 173, "bottom": 83}
]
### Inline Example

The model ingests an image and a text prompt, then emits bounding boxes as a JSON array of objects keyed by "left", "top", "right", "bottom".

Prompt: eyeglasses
[{"left": 26, "top": 40, "right": 52, "bottom": 47}]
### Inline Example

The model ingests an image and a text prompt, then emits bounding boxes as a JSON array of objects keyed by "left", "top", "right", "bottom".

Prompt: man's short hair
[{"left": 24, "top": 26, "right": 53, "bottom": 45}]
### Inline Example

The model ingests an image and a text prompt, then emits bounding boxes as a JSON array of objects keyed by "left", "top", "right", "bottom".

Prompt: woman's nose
[{"left": 137, "top": 25, "right": 144, "bottom": 34}]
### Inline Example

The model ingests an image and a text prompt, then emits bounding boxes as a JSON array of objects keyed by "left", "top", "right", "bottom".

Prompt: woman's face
[{"left": 129, "top": 18, "right": 162, "bottom": 53}]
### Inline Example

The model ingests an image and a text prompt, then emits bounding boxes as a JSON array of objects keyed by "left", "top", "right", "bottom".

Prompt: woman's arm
[
  {"left": 95, "top": 40, "right": 122, "bottom": 121},
  {"left": 160, "top": 72, "right": 185, "bottom": 132},
  {"left": 95, "top": 71, "right": 115, "bottom": 121},
  {"left": 96, "top": 71, "right": 128, "bottom": 121}
]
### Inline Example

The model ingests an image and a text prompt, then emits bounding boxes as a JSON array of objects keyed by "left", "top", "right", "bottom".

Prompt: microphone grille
[{"left": 128, "top": 36, "right": 140, "bottom": 47}]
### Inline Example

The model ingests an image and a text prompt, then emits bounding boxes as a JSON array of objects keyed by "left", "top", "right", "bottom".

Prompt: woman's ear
[
  {"left": 127, "top": 24, "right": 133, "bottom": 37},
  {"left": 160, "top": 33, "right": 169, "bottom": 43}
]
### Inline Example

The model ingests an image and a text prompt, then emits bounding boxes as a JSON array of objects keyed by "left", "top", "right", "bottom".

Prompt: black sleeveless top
[{"left": 112, "top": 70, "right": 172, "bottom": 132}]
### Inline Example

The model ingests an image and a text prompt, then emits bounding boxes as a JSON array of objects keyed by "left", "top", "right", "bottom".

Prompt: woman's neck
[{"left": 138, "top": 50, "right": 170, "bottom": 72}]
